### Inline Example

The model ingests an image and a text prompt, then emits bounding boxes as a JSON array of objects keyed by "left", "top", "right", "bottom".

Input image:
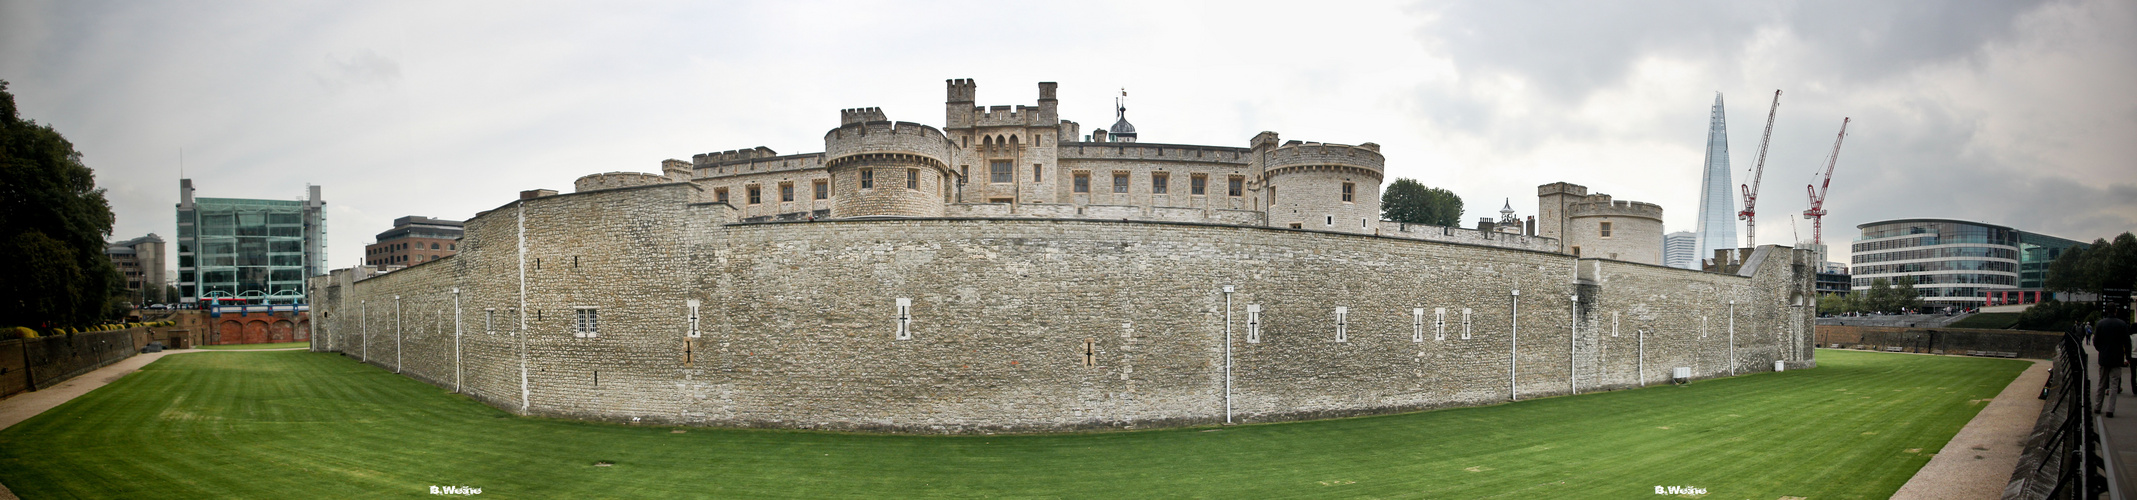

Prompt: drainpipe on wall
[{"left": 1510, "top": 289, "right": 1520, "bottom": 401}]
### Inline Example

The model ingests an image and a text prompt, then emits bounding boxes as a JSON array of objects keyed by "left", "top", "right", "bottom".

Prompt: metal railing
[{"left": 2005, "top": 331, "right": 2107, "bottom": 499}]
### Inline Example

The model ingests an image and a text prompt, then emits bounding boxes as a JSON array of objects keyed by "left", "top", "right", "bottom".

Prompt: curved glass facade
[{"left": 1850, "top": 218, "right": 2020, "bottom": 307}]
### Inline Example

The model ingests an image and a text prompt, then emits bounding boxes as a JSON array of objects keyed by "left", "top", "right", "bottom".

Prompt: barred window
[{"left": 991, "top": 160, "right": 1013, "bottom": 183}]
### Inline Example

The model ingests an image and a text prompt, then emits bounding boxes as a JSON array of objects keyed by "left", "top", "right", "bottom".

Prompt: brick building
[{"left": 364, "top": 216, "right": 463, "bottom": 268}]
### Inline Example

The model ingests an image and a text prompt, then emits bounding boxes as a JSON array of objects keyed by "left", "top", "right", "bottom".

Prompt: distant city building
[
  {"left": 1815, "top": 261, "right": 1851, "bottom": 297},
  {"left": 2018, "top": 231, "right": 2086, "bottom": 289},
  {"left": 1850, "top": 218, "right": 2019, "bottom": 309},
  {"left": 175, "top": 180, "right": 327, "bottom": 305},
  {"left": 1693, "top": 93, "right": 1738, "bottom": 265},
  {"left": 105, "top": 233, "right": 166, "bottom": 306},
  {"left": 1663, "top": 231, "right": 1695, "bottom": 269},
  {"left": 365, "top": 216, "right": 464, "bottom": 267}
]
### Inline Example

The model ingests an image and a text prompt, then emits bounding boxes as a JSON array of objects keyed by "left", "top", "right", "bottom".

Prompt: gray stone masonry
[{"left": 310, "top": 181, "right": 1816, "bottom": 434}]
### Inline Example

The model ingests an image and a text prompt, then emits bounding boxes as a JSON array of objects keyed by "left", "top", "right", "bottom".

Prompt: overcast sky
[{"left": 3, "top": 0, "right": 2133, "bottom": 276}]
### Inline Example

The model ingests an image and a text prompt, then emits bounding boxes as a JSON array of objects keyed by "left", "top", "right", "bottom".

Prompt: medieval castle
[{"left": 309, "top": 79, "right": 1815, "bottom": 433}]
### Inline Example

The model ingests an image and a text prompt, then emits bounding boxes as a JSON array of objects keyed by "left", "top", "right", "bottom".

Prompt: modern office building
[
  {"left": 1850, "top": 218, "right": 2020, "bottom": 309},
  {"left": 1663, "top": 231, "right": 1696, "bottom": 269},
  {"left": 1815, "top": 261, "right": 1851, "bottom": 297},
  {"left": 364, "top": 216, "right": 463, "bottom": 267},
  {"left": 2018, "top": 231, "right": 2087, "bottom": 289},
  {"left": 1692, "top": 93, "right": 1738, "bottom": 265},
  {"left": 105, "top": 233, "right": 167, "bottom": 306},
  {"left": 175, "top": 180, "right": 327, "bottom": 305}
]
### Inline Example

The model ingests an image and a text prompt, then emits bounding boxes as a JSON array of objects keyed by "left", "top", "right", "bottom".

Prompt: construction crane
[
  {"left": 1737, "top": 90, "right": 1781, "bottom": 248},
  {"left": 1803, "top": 117, "right": 1851, "bottom": 245}
]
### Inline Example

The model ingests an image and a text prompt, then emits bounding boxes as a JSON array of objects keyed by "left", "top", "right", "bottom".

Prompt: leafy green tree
[
  {"left": 2045, "top": 245, "right": 2088, "bottom": 293},
  {"left": 1893, "top": 276, "right": 1923, "bottom": 312},
  {"left": 1816, "top": 294, "right": 1845, "bottom": 316},
  {"left": 0, "top": 80, "right": 121, "bottom": 328},
  {"left": 1864, "top": 278, "right": 1895, "bottom": 313},
  {"left": 1380, "top": 178, "right": 1464, "bottom": 226}
]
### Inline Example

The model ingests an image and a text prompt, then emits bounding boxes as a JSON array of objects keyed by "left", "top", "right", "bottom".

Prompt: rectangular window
[
  {"left": 1152, "top": 172, "right": 1169, "bottom": 194},
  {"left": 907, "top": 168, "right": 919, "bottom": 190},
  {"left": 1113, "top": 172, "right": 1129, "bottom": 193},
  {"left": 1033, "top": 164, "right": 1043, "bottom": 183},
  {"left": 1435, "top": 307, "right": 1447, "bottom": 341},
  {"left": 1334, "top": 306, "right": 1348, "bottom": 342},
  {"left": 1412, "top": 308, "right": 1425, "bottom": 342},
  {"left": 991, "top": 160, "right": 1013, "bottom": 183},
  {"left": 1229, "top": 176, "right": 1244, "bottom": 197},
  {"left": 1191, "top": 174, "right": 1208, "bottom": 195},
  {"left": 780, "top": 182, "right": 795, "bottom": 202},
  {"left": 485, "top": 308, "right": 495, "bottom": 335},
  {"left": 860, "top": 169, "right": 874, "bottom": 189},
  {"left": 1600, "top": 221, "right": 1613, "bottom": 238},
  {"left": 573, "top": 307, "right": 599, "bottom": 338},
  {"left": 895, "top": 297, "right": 912, "bottom": 340},
  {"left": 1246, "top": 304, "right": 1261, "bottom": 343},
  {"left": 1341, "top": 182, "right": 1355, "bottom": 202},
  {"left": 1082, "top": 339, "right": 1096, "bottom": 367},
  {"left": 747, "top": 185, "right": 762, "bottom": 205},
  {"left": 687, "top": 299, "right": 701, "bottom": 338},
  {"left": 1461, "top": 308, "right": 1473, "bottom": 340},
  {"left": 1074, "top": 172, "right": 1090, "bottom": 193},
  {"left": 813, "top": 179, "right": 828, "bottom": 200}
]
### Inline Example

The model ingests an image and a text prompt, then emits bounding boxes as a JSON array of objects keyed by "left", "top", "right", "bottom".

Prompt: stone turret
[
  {"left": 1262, "top": 140, "right": 1386, "bottom": 234},
  {"left": 661, "top": 159, "right": 691, "bottom": 182},
  {"left": 823, "top": 119, "right": 954, "bottom": 218},
  {"left": 1537, "top": 182, "right": 1665, "bottom": 264}
]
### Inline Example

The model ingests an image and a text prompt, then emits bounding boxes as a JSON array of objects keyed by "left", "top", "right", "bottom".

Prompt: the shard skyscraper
[{"left": 1693, "top": 92, "right": 1738, "bottom": 265}]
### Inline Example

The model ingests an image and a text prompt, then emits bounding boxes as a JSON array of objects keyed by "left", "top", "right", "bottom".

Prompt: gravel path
[{"left": 1891, "top": 358, "right": 2050, "bottom": 499}]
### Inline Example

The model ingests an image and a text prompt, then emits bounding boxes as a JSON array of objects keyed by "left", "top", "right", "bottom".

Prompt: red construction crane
[
  {"left": 1803, "top": 117, "right": 1851, "bottom": 245},
  {"left": 1738, "top": 90, "right": 1782, "bottom": 248}
]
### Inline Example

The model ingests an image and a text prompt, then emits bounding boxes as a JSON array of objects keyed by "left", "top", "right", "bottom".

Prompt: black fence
[{"left": 2005, "top": 331, "right": 2107, "bottom": 498}]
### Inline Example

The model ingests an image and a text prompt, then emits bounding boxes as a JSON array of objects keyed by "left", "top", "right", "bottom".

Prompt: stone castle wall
[{"left": 310, "top": 182, "right": 1815, "bottom": 434}]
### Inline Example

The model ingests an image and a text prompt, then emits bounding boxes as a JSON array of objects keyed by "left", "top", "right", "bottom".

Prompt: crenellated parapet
[
  {"left": 824, "top": 121, "right": 954, "bottom": 168},
  {"left": 1264, "top": 141, "right": 1386, "bottom": 180},
  {"left": 574, "top": 171, "right": 670, "bottom": 193},
  {"left": 692, "top": 146, "right": 780, "bottom": 167},
  {"left": 1567, "top": 194, "right": 1664, "bottom": 221},
  {"left": 840, "top": 107, "right": 887, "bottom": 125}
]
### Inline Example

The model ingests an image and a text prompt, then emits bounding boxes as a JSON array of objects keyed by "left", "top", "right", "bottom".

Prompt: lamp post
[
  {"left": 1570, "top": 295, "right": 1579, "bottom": 395},
  {"left": 1728, "top": 299, "right": 1736, "bottom": 376},
  {"left": 1510, "top": 289, "right": 1520, "bottom": 401},
  {"left": 1222, "top": 285, "right": 1235, "bottom": 424},
  {"left": 453, "top": 287, "right": 462, "bottom": 394}
]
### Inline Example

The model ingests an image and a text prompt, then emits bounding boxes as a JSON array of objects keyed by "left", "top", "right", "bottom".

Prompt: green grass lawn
[
  {"left": 0, "top": 350, "right": 2028, "bottom": 499},
  {"left": 1948, "top": 312, "right": 2022, "bottom": 329},
  {"left": 193, "top": 341, "right": 310, "bottom": 350}
]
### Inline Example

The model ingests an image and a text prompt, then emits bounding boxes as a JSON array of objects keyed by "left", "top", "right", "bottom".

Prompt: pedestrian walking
[{"left": 2098, "top": 307, "right": 2133, "bottom": 417}]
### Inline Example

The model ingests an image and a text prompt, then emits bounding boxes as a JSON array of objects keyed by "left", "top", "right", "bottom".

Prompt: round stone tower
[
  {"left": 823, "top": 113, "right": 955, "bottom": 218},
  {"left": 1563, "top": 194, "right": 1664, "bottom": 264},
  {"left": 1262, "top": 141, "right": 1385, "bottom": 233}
]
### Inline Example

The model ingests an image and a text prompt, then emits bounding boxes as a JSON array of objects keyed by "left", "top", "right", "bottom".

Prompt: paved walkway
[
  {"left": 1892, "top": 358, "right": 2051, "bottom": 499},
  {"left": 2086, "top": 343, "right": 2137, "bottom": 500}
]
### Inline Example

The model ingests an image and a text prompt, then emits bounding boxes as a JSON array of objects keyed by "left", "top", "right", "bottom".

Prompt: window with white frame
[
  {"left": 1434, "top": 307, "right": 1447, "bottom": 340},
  {"left": 686, "top": 299, "right": 701, "bottom": 338},
  {"left": 1334, "top": 306, "right": 1348, "bottom": 343},
  {"left": 573, "top": 307, "right": 599, "bottom": 338},
  {"left": 895, "top": 298, "right": 912, "bottom": 340},
  {"left": 1412, "top": 308, "right": 1425, "bottom": 342},
  {"left": 1461, "top": 308, "right": 1473, "bottom": 340},
  {"left": 1246, "top": 304, "right": 1261, "bottom": 343},
  {"left": 485, "top": 308, "right": 495, "bottom": 335}
]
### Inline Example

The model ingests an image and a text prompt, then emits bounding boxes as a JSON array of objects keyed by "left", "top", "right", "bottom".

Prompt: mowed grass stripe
[{"left": 0, "top": 350, "right": 2023, "bottom": 499}]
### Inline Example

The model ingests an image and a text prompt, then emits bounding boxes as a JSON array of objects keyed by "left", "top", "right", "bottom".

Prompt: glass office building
[
  {"left": 2018, "top": 231, "right": 2087, "bottom": 289},
  {"left": 175, "top": 180, "right": 327, "bottom": 305},
  {"left": 1692, "top": 93, "right": 1738, "bottom": 263},
  {"left": 1850, "top": 218, "right": 2020, "bottom": 308}
]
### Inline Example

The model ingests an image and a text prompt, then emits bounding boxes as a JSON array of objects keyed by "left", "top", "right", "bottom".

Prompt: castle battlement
[
  {"left": 824, "top": 120, "right": 953, "bottom": 164},
  {"left": 1058, "top": 141, "right": 1252, "bottom": 164},
  {"left": 574, "top": 171, "right": 671, "bottom": 193},
  {"left": 840, "top": 107, "right": 887, "bottom": 125},
  {"left": 1265, "top": 141, "right": 1386, "bottom": 178},
  {"left": 692, "top": 146, "right": 780, "bottom": 166},
  {"left": 1567, "top": 194, "right": 1664, "bottom": 221}
]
